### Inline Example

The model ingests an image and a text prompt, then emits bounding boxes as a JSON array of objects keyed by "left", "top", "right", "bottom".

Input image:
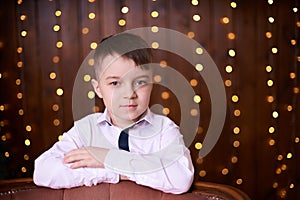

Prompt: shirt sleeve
[
  {"left": 33, "top": 126, "right": 119, "bottom": 189},
  {"left": 104, "top": 126, "right": 194, "bottom": 194}
]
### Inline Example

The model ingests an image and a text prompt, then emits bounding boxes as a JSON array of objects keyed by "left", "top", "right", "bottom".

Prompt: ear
[{"left": 91, "top": 79, "right": 103, "bottom": 98}]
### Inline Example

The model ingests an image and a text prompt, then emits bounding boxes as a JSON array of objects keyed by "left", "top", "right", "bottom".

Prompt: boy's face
[{"left": 92, "top": 55, "right": 152, "bottom": 128}]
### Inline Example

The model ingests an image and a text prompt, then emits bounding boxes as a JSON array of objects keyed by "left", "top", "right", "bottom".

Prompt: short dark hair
[{"left": 94, "top": 33, "right": 152, "bottom": 79}]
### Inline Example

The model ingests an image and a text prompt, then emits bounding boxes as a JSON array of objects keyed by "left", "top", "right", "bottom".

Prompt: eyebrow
[{"left": 105, "top": 75, "right": 150, "bottom": 80}]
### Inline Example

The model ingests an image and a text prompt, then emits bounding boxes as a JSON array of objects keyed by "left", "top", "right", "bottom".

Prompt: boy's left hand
[{"left": 63, "top": 147, "right": 109, "bottom": 169}]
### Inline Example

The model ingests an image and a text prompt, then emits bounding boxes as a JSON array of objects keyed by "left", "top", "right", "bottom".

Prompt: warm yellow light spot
[
  {"left": 227, "top": 32, "right": 236, "bottom": 40},
  {"left": 290, "top": 72, "right": 296, "bottom": 79},
  {"left": 118, "top": 19, "right": 126, "bottom": 26},
  {"left": 55, "top": 10, "right": 62, "bottom": 17},
  {"left": 222, "top": 168, "right": 229, "bottom": 175},
  {"left": 25, "top": 125, "right": 32, "bottom": 132},
  {"left": 195, "top": 63, "right": 203, "bottom": 71},
  {"left": 49, "top": 72, "right": 56, "bottom": 80},
  {"left": 196, "top": 157, "right": 203, "bottom": 164},
  {"left": 233, "top": 127, "right": 240, "bottom": 134},
  {"left": 162, "top": 107, "right": 170, "bottom": 115},
  {"left": 231, "top": 95, "right": 239, "bottom": 103},
  {"left": 277, "top": 154, "right": 283, "bottom": 161},
  {"left": 225, "top": 79, "right": 232, "bottom": 87},
  {"left": 53, "top": 119, "right": 60, "bottom": 126},
  {"left": 199, "top": 170, "right": 206, "bottom": 177},
  {"left": 276, "top": 168, "right": 282, "bottom": 174},
  {"left": 17, "top": 61, "right": 23, "bottom": 68},
  {"left": 228, "top": 49, "right": 236, "bottom": 57},
  {"left": 191, "top": 0, "right": 199, "bottom": 6},
  {"left": 236, "top": 178, "right": 243, "bottom": 185},
  {"left": 1, "top": 135, "right": 6, "bottom": 141},
  {"left": 52, "top": 104, "right": 59, "bottom": 111},
  {"left": 295, "top": 137, "right": 300, "bottom": 143},
  {"left": 193, "top": 95, "right": 201, "bottom": 103},
  {"left": 265, "top": 32, "right": 272, "bottom": 39},
  {"left": 157, "top": 60, "right": 166, "bottom": 68},
  {"left": 93, "top": 106, "right": 100, "bottom": 112},
  {"left": 90, "top": 42, "right": 97, "bottom": 50},
  {"left": 58, "top": 135, "right": 63, "bottom": 141},
  {"left": 293, "top": 7, "right": 298, "bottom": 13},
  {"left": 225, "top": 65, "right": 233, "bottom": 73},
  {"left": 16, "top": 79, "right": 21, "bottom": 85},
  {"left": 195, "top": 142, "right": 202, "bottom": 150},
  {"left": 88, "top": 58, "right": 95, "bottom": 66},
  {"left": 153, "top": 75, "right": 162, "bottom": 83},
  {"left": 0, "top": 105, "right": 4, "bottom": 111},
  {"left": 281, "top": 164, "right": 287, "bottom": 171},
  {"left": 4, "top": 152, "right": 9, "bottom": 157},
  {"left": 267, "top": 95, "right": 274, "bottom": 103},
  {"left": 17, "top": 0, "right": 22, "bottom": 4},
  {"left": 21, "top": 167, "right": 27, "bottom": 173},
  {"left": 82, "top": 27, "right": 89, "bottom": 34},
  {"left": 268, "top": 139, "right": 275, "bottom": 146},
  {"left": 266, "top": 65, "right": 272, "bottom": 72},
  {"left": 287, "top": 152, "right": 292, "bottom": 159},
  {"left": 290, "top": 183, "right": 295, "bottom": 189},
  {"left": 20, "top": 14, "right": 26, "bottom": 21},
  {"left": 88, "top": 91, "right": 95, "bottom": 99},
  {"left": 221, "top": 17, "right": 230, "bottom": 24},
  {"left": 269, "top": 126, "right": 275, "bottom": 134},
  {"left": 272, "top": 111, "right": 279, "bottom": 118},
  {"left": 25, "top": 139, "right": 30, "bottom": 146},
  {"left": 271, "top": 47, "right": 278, "bottom": 54},
  {"left": 230, "top": 2, "right": 237, "bottom": 8},
  {"left": 190, "top": 79, "right": 198, "bottom": 87},
  {"left": 56, "top": 41, "right": 63, "bottom": 48},
  {"left": 17, "top": 92, "right": 23, "bottom": 99},
  {"left": 297, "top": 22, "right": 300, "bottom": 27},
  {"left": 151, "top": 11, "right": 159, "bottom": 18},
  {"left": 151, "top": 42, "right": 159, "bottom": 49},
  {"left": 267, "top": 79, "right": 273, "bottom": 87},
  {"left": 294, "top": 87, "right": 299, "bottom": 94},
  {"left": 21, "top": 30, "right": 27, "bottom": 37},
  {"left": 121, "top": 6, "right": 129, "bottom": 14},
  {"left": 196, "top": 47, "right": 203, "bottom": 55},
  {"left": 268, "top": 17, "right": 275, "bottom": 23},
  {"left": 18, "top": 109, "right": 24, "bottom": 115},
  {"left": 56, "top": 88, "right": 64, "bottom": 96},
  {"left": 161, "top": 92, "right": 170, "bottom": 100},
  {"left": 24, "top": 154, "right": 29, "bottom": 160},
  {"left": 84, "top": 74, "right": 91, "bottom": 82},
  {"left": 52, "top": 56, "right": 60, "bottom": 63},
  {"left": 151, "top": 26, "right": 159, "bottom": 33},
  {"left": 17, "top": 47, "right": 23, "bottom": 54},
  {"left": 291, "top": 39, "right": 296, "bottom": 45},
  {"left": 273, "top": 182, "right": 278, "bottom": 188},
  {"left": 233, "top": 140, "right": 240, "bottom": 148},
  {"left": 88, "top": 12, "right": 96, "bottom": 19},
  {"left": 193, "top": 14, "right": 201, "bottom": 22},
  {"left": 190, "top": 109, "right": 198, "bottom": 116},
  {"left": 234, "top": 109, "right": 241, "bottom": 116},
  {"left": 187, "top": 31, "right": 195, "bottom": 38},
  {"left": 287, "top": 105, "right": 293, "bottom": 111},
  {"left": 53, "top": 25, "right": 60, "bottom": 32}
]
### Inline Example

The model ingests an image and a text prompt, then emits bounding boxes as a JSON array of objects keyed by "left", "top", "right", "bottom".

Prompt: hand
[{"left": 63, "top": 147, "right": 109, "bottom": 169}]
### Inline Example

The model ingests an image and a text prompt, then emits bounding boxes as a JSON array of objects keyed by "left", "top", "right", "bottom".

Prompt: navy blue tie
[{"left": 118, "top": 128, "right": 129, "bottom": 151}]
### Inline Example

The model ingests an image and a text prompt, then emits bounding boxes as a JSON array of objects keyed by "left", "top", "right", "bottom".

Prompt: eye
[
  {"left": 110, "top": 81, "right": 120, "bottom": 86},
  {"left": 135, "top": 80, "right": 148, "bottom": 86}
]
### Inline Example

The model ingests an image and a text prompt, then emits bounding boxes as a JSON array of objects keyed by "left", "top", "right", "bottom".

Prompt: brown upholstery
[{"left": 0, "top": 178, "right": 250, "bottom": 200}]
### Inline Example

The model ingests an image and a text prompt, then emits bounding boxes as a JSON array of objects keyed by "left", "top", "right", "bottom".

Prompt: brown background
[{"left": 0, "top": 0, "right": 300, "bottom": 199}]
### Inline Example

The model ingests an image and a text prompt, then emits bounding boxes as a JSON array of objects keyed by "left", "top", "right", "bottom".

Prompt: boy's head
[
  {"left": 91, "top": 33, "right": 153, "bottom": 128},
  {"left": 93, "top": 33, "right": 152, "bottom": 80}
]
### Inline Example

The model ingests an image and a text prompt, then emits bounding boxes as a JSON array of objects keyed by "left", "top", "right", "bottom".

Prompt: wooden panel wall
[{"left": 0, "top": 0, "right": 299, "bottom": 199}]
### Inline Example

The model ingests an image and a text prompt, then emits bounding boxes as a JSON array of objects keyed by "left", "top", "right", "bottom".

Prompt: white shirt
[{"left": 33, "top": 109, "right": 194, "bottom": 194}]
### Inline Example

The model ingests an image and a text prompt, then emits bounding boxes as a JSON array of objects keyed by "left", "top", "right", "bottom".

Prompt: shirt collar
[{"left": 96, "top": 108, "right": 153, "bottom": 127}]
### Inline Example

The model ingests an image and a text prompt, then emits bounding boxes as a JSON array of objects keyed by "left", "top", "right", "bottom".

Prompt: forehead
[{"left": 99, "top": 54, "right": 151, "bottom": 80}]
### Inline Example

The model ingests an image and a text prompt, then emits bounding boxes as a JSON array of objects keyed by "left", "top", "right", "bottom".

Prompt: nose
[{"left": 123, "top": 84, "right": 137, "bottom": 99}]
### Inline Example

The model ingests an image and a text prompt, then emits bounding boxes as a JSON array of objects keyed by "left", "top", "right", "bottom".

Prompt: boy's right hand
[{"left": 63, "top": 147, "right": 109, "bottom": 169}]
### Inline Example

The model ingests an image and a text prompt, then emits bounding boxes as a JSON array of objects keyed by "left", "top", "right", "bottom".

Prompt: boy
[{"left": 33, "top": 33, "right": 194, "bottom": 194}]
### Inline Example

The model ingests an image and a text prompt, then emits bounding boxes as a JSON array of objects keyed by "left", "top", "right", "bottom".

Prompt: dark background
[{"left": 0, "top": 0, "right": 299, "bottom": 199}]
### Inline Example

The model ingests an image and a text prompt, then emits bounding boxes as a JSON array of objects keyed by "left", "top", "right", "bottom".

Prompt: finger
[{"left": 64, "top": 150, "right": 89, "bottom": 164}]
